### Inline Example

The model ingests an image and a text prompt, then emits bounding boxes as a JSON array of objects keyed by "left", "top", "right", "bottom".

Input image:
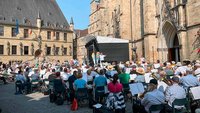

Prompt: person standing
[
  {"left": 92, "top": 52, "right": 96, "bottom": 65},
  {"left": 96, "top": 52, "right": 100, "bottom": 65},
  {"left": 68, "top": 70, "right": 77, "bottom": 102},
  {"left": 99, "top": 52, "right": 106, "bottom": 67},
  {"left": 15, "top": 70, "right": 26, "bottom": 94}
]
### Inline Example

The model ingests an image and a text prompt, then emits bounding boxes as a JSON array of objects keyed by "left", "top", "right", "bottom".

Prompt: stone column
[{"left": 178, "top": 31, "right": 188, "bottom": 61}]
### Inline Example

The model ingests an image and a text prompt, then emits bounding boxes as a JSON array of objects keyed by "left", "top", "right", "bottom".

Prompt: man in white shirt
[
  {"left": 99, "top": 52, "right": 106, "bottom": 67},
  {"left": 165, "top": 76, "right": 186, "bottom": 111},
  {"left": 61, "top": 68, "right": 71, "bottom": 88},
  {"left": 61, "top": 68, "right": 70, "bottom": 81}
]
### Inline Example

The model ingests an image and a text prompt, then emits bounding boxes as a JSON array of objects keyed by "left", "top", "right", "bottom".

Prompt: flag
[{"left": 15, "top": 19, "right": 19, "bottom": 35}]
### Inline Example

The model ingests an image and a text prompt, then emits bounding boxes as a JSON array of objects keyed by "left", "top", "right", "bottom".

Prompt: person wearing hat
[
  {"left": 174, "top": 62, "right": 186, "bottom": 77},
  {"left": 140, "top": 79, "right": 165, "bottom": 113},
  {"left": 165, "top": 76, "right": 186, "bottom": 111},
  {"left": 180, "top": 67, "right": 200, "bottom": 89},
  {"left": 135, "top": 67, "right": 145, "bottom": 83},
  {"left": 68, "top": 70, "right": 77, "bottom": 102}
]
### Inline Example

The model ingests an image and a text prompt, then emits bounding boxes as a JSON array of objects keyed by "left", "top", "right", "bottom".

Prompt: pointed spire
[
  {"left": 37, "top": 11, "right": 41, "bottom": 19},
  {"left": 70, "top": 17, "right": 74, "bottom": 25}
]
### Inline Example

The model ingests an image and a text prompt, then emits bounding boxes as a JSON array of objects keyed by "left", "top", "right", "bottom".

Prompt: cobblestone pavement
[{"left": 0, "top": 83, "right": 132, "bottom": 113}]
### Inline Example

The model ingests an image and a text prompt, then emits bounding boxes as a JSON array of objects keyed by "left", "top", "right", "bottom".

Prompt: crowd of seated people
[{"left": 0, "top": 59, "right": 200, "bottom": 113}]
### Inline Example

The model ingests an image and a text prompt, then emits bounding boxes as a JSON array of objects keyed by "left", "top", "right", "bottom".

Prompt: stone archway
[{"left": 158, "top": 21, "right": 180, "bottom": 62}]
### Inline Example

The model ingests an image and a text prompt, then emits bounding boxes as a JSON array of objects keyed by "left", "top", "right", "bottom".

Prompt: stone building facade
[
  {"left": 0, "top": 0, "right": 73, "bottom": 64},
  {"left": 89, "top": 0, "right": 200, "bottom": 62}
]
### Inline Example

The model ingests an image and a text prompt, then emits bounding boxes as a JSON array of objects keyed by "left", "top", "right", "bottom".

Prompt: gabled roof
[
  {"left": 0, "top": 0, "right": 70, "bottom": 30},
  {"left": 96, "top": 36, "right": 129, "bottom": 43},
  {"left": 75, "top": 29, "right": 88, "bottom": 37}
]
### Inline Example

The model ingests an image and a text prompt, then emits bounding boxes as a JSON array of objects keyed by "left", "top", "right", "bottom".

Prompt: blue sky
[{"left": 56, "top": 0, "right": 90, "bottom": 30}]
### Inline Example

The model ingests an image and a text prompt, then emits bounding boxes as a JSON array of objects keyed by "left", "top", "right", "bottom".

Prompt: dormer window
[
  {"left": 48, "top": 12, "right": 52, "bottom": 16},
  {"left": 11, "top": 18, "right": 16, "bottom": 22},
  {"left": 46, "top": 22, "right": 50, "bottom": 26},
  {"left": 0, "top": 15, "right": 5, "bottom": 21},
  {"left": 23, "top": 18, "right": 27, "bottom": 24},
  {"left": 16, "top": 7, "right": 22, "bottom": 11},
  {"left": 56, "top": 23, "right": 59, "bottom": 27}
]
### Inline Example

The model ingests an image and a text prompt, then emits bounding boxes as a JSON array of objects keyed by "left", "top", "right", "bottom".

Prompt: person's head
[
  {"left": 186, "top": 67, "right": 193, "bottom": 75},
  {"left": 60, "top": 66, "right": 63, "bottom": 72},
  {"left": 99, "top": 69, "right": 104, "bottom": 75},
  {"left": 146, "top": 65, "right": 152, "bottom": 72},
  {"left": 76, "top": 69, "right": 83, "bottom": 79},
  {"left": 176, "top": 62, "right": 182, "bottom": 67},
  {"left": 148, "top": 79, "right": 158, "bottom": 91},
  {"left": 159, "top": 71, "right": 166, "bottom": 78},
  {"left": 55, "top": 72, "right": 60, "bottom": 77},
  {"left": 18, "top": 70, "right": 22, "bottom": 74},
  {"left": 195, "top": 63, "right": 200, "bottom": 68},
  {"left": 33, "top": 68, "right": 39, "bottom": 73},
  {"left": 25, "top": 67, "right": 29, "bottom": 72},
  {"left": 87, "top": 69, "right": 91, "bottom": 75},
  {"left": 112, "top": 74, "right": 119, "bottom": 84},
  {"left": 73, "top": 70, "right": 78, "bottom": 76},
  {"left": 136, "top": 67, "right": 145, "bottom": 75},
  {"left": 52, "top": 68, "right": 56, "bottom": 73},
  {"left": 171, "top": 76, "right": 179, "bottom": 84},
  {"left": 63, "top": 68, "right": 68, "bottom": 73}
]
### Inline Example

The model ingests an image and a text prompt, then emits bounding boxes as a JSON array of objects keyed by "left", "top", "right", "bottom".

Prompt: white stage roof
[
  {"left": 96, "top": 36, "right": 129, "bottom": 43},
  {"left": 80, "top": 35, "right": 129, "bottom": 44}
]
